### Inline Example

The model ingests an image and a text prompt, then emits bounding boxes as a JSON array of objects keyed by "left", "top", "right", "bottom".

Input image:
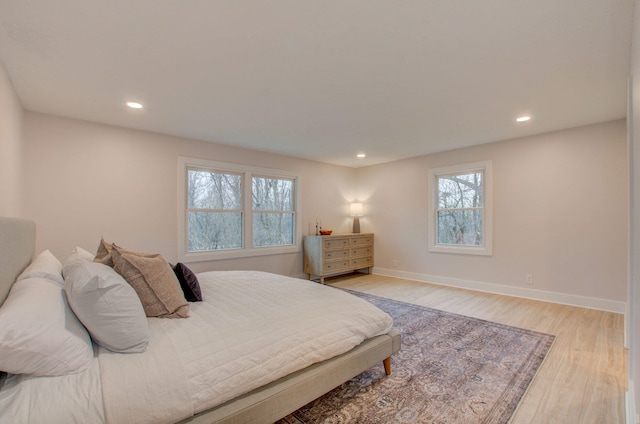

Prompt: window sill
[
  {"left": 428, "top": 244, "right": 493, "bottom": 256},
  {"left": 180, "top": 244, "right": 301, "bottom": 263}
]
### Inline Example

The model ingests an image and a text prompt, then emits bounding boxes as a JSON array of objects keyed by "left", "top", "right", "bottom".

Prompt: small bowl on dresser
[{"left": 319, "top": 230, "right": 332, "bottom": 236}]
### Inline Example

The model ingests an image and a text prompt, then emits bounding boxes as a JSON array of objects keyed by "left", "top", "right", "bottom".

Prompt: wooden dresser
[{"left": 303, "top": 233, "right": 374, "bottom": 283}]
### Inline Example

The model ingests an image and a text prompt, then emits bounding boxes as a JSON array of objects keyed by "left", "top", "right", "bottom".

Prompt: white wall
[
  {"left": 20, "top": 110, "right": 629, "bottom": 302},
  {"left": 0, "top": 59, "right": 24, "bottom": 217},
  {"left": 22, "top": 112, "right": 356, "bottom": 275},
  {"left": 629, "top": 0, "right": 640, "bottom": 420},
  {"left": 356, "top": 120, "right": 628, "bottom": 307}
]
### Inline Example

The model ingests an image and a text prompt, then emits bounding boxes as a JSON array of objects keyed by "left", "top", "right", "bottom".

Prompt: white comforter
[{"left": 1, "top": 271, "right": 393, "bottom": 424}]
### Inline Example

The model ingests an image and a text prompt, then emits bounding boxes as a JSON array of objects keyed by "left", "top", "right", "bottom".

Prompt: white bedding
[
  {"left": 0, "top": 345, "right": 104, "bottom": 423},
  {"left": 1, "top": 271, "right": 393, "bottom": 424}
]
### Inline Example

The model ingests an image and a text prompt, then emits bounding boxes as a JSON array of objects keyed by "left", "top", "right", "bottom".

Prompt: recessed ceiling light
[
  {"left": 356, "top": 153, "right": 366, "bottom": 158},
  {"left": 126, "top": 101, "right": 143, "bottom": 109},
  {"left": 516, "top": 116, "right": 531, "bottom": 122}
]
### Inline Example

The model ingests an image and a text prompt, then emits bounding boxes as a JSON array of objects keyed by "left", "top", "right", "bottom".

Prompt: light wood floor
[{"left": 326, "top": 273, "right": 627, "bottom": 424}]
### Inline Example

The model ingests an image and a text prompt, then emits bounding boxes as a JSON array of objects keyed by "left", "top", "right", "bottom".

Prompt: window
[
  {"left": 428, "top": 161, "right": 493, "bottom": 255},
  {"left": 187, "top": 168, "right": 243, "bottom": 252},
  {"left": 252, "top": 176, "right": 295, "bottom": 247},
  {"left": 178, "top": 157, "right": 300, "bottom": 262}
]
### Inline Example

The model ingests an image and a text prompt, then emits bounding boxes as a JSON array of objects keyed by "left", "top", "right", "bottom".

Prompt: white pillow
[
  {"left": 62, "top": 246, "right": 95, "bottom": 278},
  {"left": 0, "top": 277, "right": 94, "bottom": 376},
  {"left": 17, "top": 249, "right": 63, "bottom": 286},
  {"left": 64, "top": 261, "right": 149, "bottom": 353}
]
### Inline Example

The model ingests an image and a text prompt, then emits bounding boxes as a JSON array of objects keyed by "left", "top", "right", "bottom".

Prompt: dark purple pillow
[{"left": 171, "top": 263, "right": 203, "bottom": 302}]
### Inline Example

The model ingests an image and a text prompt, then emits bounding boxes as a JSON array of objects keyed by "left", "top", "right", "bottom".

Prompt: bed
[{"left": 0, "top": 217, "right": 400, "bottom": 424}]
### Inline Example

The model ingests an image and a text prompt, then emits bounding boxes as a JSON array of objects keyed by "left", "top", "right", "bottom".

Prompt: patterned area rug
[{"left": 277, "top": 290, "right": 555, "bottom": 424}]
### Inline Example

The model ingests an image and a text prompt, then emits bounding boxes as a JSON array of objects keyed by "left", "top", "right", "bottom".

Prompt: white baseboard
[
  {"left": 627, "top": 381, "right": 638, "bottom": 424},
  {"left": 373, "top": 267, "right": 627, "bottom": 314}
]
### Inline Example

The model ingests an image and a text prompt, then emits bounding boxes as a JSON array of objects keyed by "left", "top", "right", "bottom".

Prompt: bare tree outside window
[
  {"left": 179, "top": 157, "right": 300, "bottom": 260},
  {"left": 436, "top": 171, "right": 484, "bottom": 246},
  {"left": 252, "top": 177, "right": 295, "bottom": 247},
  {"left": 428, "top": 161, "right": 492, "bottom": 256},
  {"left": 187, "top": 168, "right": 243, "bottom": 251}
]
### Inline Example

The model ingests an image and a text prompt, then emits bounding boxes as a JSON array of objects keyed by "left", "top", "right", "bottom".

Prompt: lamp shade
[{"left": 350, "top": 203, "right": 363, "bottom": 217}]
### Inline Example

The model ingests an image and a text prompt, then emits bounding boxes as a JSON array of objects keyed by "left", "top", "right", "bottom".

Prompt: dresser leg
[{"left": 320, "top": 276, "right": 325, "bottom": 284}]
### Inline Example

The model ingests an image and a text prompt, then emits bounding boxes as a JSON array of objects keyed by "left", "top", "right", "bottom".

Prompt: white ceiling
[{"left": 0, "top": 0, "right": 634, "bottom": 167}]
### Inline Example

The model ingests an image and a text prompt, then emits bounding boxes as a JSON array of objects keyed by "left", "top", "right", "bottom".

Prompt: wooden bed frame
[{"left": 0, "top": 217, "right": 400, "bottom": 424}]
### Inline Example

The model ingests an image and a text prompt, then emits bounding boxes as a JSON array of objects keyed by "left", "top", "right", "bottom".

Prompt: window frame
[
  {"left": 178, "top": 157, "right": 301, "bottom": 262},
  {"left": 251, "top": 174, "right": 297, "bottom": 248},
  {"left": 186, "top": 166, "right": 245, "bottom": 252},
  {"left": 428, "top": 160, "right": 493, "bottom": 256}
]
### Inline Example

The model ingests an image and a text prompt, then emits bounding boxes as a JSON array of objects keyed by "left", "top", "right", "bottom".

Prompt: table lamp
[{"left": 350, "top": 203, "right": 363, "bottom": 233}]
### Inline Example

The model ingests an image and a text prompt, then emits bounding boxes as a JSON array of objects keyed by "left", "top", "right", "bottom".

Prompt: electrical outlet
[
  {"left": 392, "top": 259, "right": 398, "bottom": 267},
  {"left": 525, "top": 274, "right": 533, "bottom": 285}
]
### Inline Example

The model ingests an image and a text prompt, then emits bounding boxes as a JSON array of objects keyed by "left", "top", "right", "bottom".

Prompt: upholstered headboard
[{"left": 0, "top": 217, "right": 36, "bottom": 307}]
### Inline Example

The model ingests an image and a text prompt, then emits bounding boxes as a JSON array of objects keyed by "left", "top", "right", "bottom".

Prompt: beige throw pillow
[
  {"left": 94, "top": 238, "right": 114, "bottom": 267},
  {"left": 111, "top": 245, "right": 189, "bottom": 318}
]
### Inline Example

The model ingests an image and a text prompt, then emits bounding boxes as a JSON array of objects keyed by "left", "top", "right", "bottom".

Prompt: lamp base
[{"left": 352, "top": 217, "right": 360, "bottom": 233}]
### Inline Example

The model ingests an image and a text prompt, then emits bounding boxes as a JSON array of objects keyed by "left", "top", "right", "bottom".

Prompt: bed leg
[{"left": 383, "top": 357, "right": 391, "bottom": 375}]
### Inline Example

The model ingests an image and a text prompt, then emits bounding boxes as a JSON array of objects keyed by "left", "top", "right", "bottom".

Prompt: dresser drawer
[
  {"left": 323, "top": 260, "right": 350, "bottom": 274},
  {"left": 351, "top": 246, "right": 372, "bottom": 257},
  {"left": 324, "top": 249, "right": 349, "bottom": 260},
  {"left": 350, "top": 236, "right": 373, "bottom": 246},
  {"left": 323, "top": 238, "right": 349, "bottom": 249},
  {"left": 351, "top": 256, "right": 373, "bottom": 268}
]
